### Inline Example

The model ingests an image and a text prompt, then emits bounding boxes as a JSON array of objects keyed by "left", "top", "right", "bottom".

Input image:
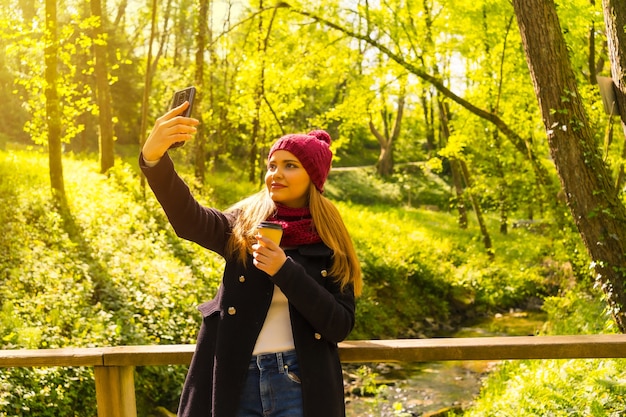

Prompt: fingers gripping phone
[{"left": 168, "top": 86, "right": 196, "bottom": 149}]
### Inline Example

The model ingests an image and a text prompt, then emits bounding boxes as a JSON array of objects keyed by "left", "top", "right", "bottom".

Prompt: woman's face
[{"left": 265, "top": 150, "right": 312, "bottom": 208}]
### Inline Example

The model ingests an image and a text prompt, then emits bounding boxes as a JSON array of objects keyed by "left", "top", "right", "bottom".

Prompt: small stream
[{"left": 344, "top": 310, "right": 547, "bottom": 416}]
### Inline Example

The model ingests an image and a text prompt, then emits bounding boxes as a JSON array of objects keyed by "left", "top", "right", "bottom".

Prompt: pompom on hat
[{"left": 268, "top": 130, "right": 333, "bottom": 193}]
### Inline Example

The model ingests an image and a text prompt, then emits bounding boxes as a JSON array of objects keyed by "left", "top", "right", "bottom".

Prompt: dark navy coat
[{"left": 140, "top": 154, "right": 356, "bottom": 417}]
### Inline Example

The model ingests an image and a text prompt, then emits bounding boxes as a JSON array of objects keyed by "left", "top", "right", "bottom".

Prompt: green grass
[{"left": 464, "top": 357, "right": 626, "bottom": 416}]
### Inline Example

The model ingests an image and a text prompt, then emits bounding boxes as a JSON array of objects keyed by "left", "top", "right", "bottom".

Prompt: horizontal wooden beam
[
  {"left": 0, "top": 347, "right": 105, "bottom": 367},
  {"left": 3, "top": 334, "right": 626, "bottom": 368},
  {"left": 338, "top": 334, "right": 626, "bottom": 362},
  {"left": 102, "top": 344, "right": 196, "bottom": 367}
]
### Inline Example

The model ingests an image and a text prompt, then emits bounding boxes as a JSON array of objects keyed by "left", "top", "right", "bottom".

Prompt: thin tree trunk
[
  {"left": 45, "top": 0, "right": 66, "bottom": 205},
  {"left": 370, "top": 90, "right": 405, "bottom": 177},
  {"left": 193, "top": 0, "right": 209, "bottom": 184},
  {"left": 494, "top": 131, "right": 509, "bottom": 235},
  {"left": 420, "top": 88, "right": 436, "bottom": 154},
  {"left": 438, "top": 99, "right": 468, "bottom": 229},
  {"left": 247, "top": 1, "right": 279, "bottom": 183},
  {"left": 482, "top": 8, "right": 513, "bottom": 235},
  {"left": 459, "top": 158, "right": 494, "bottom": 259},
  {"left": 419, "top": 0, "right": 438, "bottom": 155},
  {"left": 139, "top": 0, "right": 158, "bottom": 191},
  {"left": 139, "top": 0, "right": 173, "bottom": 191},
  {"left": 588, "top": 0, "right": 598, "bottom": 84},
  {"left": 248, "top": 0, "right": 265, "bottom": 183},
  {"left": 91, "top": 0, "right": 115, "bottom": 174},
  {"left": 450, "top": 158, "right": 468, "bottom": 229}
]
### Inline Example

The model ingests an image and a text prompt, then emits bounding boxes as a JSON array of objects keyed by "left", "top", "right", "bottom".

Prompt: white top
[{"left": 252, "top": 285, "right": 295, "bottom": 355}]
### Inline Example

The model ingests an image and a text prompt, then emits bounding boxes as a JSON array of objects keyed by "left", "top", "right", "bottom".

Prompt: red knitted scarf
[{"left": 268, "top": 204, "right": 322, "bottom": 247}]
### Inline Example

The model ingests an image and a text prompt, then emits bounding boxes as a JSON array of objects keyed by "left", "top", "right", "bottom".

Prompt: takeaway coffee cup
[{"left": 256, "top": 221, "right": 283, "bottom": 245}]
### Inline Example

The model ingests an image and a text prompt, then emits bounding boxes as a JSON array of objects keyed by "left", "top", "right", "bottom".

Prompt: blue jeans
[{"left": 236, "top": 350, "right": 304, "bottom": 417}]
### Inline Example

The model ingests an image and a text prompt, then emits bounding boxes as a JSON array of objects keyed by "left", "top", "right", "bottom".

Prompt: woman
[{"left": 140, "top": 101, "right": 363, "bottom": 417}]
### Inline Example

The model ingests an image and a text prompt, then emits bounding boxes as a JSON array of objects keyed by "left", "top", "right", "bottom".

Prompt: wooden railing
[{"left": 2, "top": 334, "right": 626, "bottom": 417}]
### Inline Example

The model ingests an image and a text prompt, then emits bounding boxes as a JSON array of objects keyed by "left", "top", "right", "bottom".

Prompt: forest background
[{"left": 2, "top": 0, "right": 626, "bottom": 415}]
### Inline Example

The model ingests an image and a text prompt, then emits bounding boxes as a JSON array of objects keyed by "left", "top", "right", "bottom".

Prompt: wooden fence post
[{"left": 94, "top": 365, "right": 137, "bottom": 417}]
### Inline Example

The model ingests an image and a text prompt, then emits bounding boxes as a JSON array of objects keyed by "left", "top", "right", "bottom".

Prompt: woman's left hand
[{"left": 252, "top": 235, "right": 287, "bottom": 276}]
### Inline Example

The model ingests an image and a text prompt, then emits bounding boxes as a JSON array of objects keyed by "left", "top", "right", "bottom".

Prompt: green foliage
[
  {"left": 542, "top": 288, "right": 614, "bottom": 335},
  {"left": 4, "top": 10, "right": 100, "bottom": 146},
  {"left": 135, "top": 365, "right": 188, "bottom": 413},
  {"left": 465, "top": 358, "right": 626, "bottom": 416},
  {"left": 0, "top": 367, "right": 96, "bottom": 417},
  {"left": 0, "top": 150, "right": 597, "bottom": 414},
  {"left": 0, "top": 150, "right": 224, "bottom": 416},
  {"left": 350, "top": 365, "right": 386, "bottom": 398}
]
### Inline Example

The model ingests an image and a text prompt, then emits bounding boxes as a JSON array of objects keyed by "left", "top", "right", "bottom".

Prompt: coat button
[
  {"left": 228, "top": 307, "right": 237, "bottom": 315},
  {"left": 320, "top": 270, "right": 328, "bottom": 277},
  {"left": 314, "top": 332, "right": 322, "bottom": 340},
  {"left": 239, "top": 275, "right": 246, "bottom": 283}
]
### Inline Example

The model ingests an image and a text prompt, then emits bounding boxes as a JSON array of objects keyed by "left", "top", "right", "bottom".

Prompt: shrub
[
  {"left": 465, "top": 358, "right": 626, "bottom": 416},
  {"left": 0, "top": 367, "right": 96, "bottom": 417}
]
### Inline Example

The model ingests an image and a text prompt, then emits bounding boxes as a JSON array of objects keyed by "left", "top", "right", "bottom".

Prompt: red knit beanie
[{"left": 268, "top": 130, "right": 333, "bottom": 193}]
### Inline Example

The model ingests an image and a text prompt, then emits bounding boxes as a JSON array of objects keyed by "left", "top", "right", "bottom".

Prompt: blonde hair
[{"left": 225, "top": 184, "right": 362, "bottom": 296}]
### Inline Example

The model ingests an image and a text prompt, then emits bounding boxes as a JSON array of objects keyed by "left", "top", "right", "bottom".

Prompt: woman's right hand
[{"left": 142, "top": 101, "right": 200, "bottom": 162}]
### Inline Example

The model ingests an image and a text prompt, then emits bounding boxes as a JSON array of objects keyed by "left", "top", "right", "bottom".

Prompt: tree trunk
[
  {"left": 369, "top": 118, "right": 393, "bottom": 177},
  {"left": 374, "top": 141, "right": 393, "bottom": 177},
  {"left": 421, "top": 88, "right": 436, "bottom": 154},
  {"left": 493, "top": 131, "right": 509, "bottom": 235},
  {"left": 459, "top": 158, "right": 494, "bottom": 259},
  {"left": 370, "top": 91, "right": 405, "bottom": 177},
  {"left": 139, "top": 0, "right": 172, "bottom": 191},
  {"left": 139, "top": 0, "right": 158, "bottom": 191},
  {"left": 193, "top": 0, "right": 209, "bottom": 185},
  {"left": 602, "top": 0, "right": 626, "bottom": 191},
  {"left": 482, "top": 8, "right": 512, "bottom": 235},
  {"left": 437, "top": 99, "right": 468, "bottom": 229},
  {"left": 248, "top": 0, "right": 266, "bottom": 183},
  {"left": 588, "top": 0, "right": 598, "bottom": 85},
  {"left": 513, "top": 0, "right": 626, "bottom": 332},
  {"left": 450, "top": 157, "right": 468, "bottom": 229},
  {"left": 90, "top": 0, "right": 115, "bottom": 174},
  {"left": 45, "top": 0, "right": 66, "bottom": 205}
]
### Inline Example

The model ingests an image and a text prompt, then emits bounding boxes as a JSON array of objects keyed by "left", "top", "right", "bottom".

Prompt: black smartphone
[{"left": 168, "top": 86, "right": 196, "bottom": 149}]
